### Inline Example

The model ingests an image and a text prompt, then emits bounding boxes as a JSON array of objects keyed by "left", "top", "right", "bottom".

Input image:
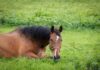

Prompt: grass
[
  {"left": 0, "top": 0, "right": 100, "bottom": 29},
  {"left": 0, "top": 0, "right": 100, "bottom": 70},
  {"left": 0, "top": 27, "right": 100, "bottom": 70}
]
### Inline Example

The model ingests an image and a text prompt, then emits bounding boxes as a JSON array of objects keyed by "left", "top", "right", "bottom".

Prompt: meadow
[
  {"left": 0, "top": 0, "right": 100, "bottom": 70},
  {"left": 0, "top": 0, "right": 100, "bottom": 29}
]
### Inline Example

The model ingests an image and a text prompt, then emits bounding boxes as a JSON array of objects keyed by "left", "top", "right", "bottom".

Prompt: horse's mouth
[{"left": 53, "top": 55, "right": 60, "bottom": 61}]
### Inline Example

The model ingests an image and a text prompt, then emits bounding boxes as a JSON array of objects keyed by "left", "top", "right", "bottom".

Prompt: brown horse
[{"left": 0, "top": 25, "right": 63, "bottom": 60}]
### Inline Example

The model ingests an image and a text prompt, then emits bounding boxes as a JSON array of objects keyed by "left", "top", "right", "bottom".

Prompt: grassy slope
[{"left": 0, "top": 27, "right": 100, "bottom": 70}]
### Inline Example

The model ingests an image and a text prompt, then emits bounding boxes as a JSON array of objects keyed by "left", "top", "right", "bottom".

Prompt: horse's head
[{"left": 49, "top": 25, "right": 63, "bottom": 61}]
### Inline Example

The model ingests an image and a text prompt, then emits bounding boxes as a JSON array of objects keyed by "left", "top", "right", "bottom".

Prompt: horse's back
[{"left": 0, "top": 26, "right": 49, "bottom": 58}]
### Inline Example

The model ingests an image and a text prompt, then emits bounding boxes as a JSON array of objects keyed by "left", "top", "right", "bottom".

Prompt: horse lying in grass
[{"left": 0, "top": 26, "right": 63, "bottom": 60}]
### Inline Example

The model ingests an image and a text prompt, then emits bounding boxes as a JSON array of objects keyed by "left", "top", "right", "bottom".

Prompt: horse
[{"left": 0, "top": 25, "right": 63, "bottom": 60}]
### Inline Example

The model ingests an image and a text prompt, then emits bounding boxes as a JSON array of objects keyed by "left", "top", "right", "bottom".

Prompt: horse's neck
[{"left": 37, "top": 39, "right": 49, "bottom": 48}]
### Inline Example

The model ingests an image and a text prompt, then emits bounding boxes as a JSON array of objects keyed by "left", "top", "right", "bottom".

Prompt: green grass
[
  {"left": 0, "top": 27, "right": 100, "bottom": 70},
  {"left": 0, "top": 0, "right": 100, "bottom": 29},
  {"left": 0, "top": 0, "right": 100, "bottom": 70}
]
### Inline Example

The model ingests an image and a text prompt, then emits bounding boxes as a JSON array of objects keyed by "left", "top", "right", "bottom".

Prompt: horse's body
[
  {"left": 0, "top": 26, "right": 63, "bottom": 60},
  {"left": 0, "top": 26, "right": 50, "bottom": 58}
]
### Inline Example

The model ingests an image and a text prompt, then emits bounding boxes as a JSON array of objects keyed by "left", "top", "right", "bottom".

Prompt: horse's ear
[
  {"left": 59, "top": 25, "right": 63, "bottom": 32},
  {"left": 51, "top": 25, "right": 54, "bottom": 33}
]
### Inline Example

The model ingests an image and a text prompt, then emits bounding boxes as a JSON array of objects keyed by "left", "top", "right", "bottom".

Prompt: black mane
[
  {"left": 18, "top": 26, "right": 60, "bottom": 48},
  {"left": 18, "top": 26, "right": 50, "bottom": 48}
]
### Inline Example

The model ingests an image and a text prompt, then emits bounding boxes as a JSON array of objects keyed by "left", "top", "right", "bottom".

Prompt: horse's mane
[
  {"left": 17, "top": 26, "right": 60, "bottom": 48},
  {"left": 19, "top": 26, "right": 50, "bottom": 41},
  {"left": 18, "top": 26, "right": 50, "bottom": 48}
]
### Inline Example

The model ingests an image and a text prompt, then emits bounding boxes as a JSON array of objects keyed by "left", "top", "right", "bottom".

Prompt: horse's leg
[
  {"left": 25, "top": 52, "right": 39, "bottom": 58},
  {"left": 38, "top": 48, "right": 47, "bottom": 58}
]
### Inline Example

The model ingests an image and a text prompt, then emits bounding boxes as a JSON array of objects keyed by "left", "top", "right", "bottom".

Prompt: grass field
[
  {"left": 0, "top": 0, "right": 100, "bottom": 29},
  {"left": 0, "top": 0, "right": 100, "bottom": 70},
  {"left": 0, "top": 27, "right": 100, "bottom": 70}
]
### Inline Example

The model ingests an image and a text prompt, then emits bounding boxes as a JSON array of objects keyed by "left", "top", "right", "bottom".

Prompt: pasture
[
  {"left": 0, "top": 0, "right": 100, "bottom": 29},
  {"left": 0, "top": 0, "right": 100, "bottom": 70}
]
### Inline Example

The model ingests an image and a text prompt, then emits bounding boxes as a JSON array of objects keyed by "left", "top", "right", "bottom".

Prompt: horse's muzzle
[{"left": 53, "top": 55, "right": 60, "bottom": 61}]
